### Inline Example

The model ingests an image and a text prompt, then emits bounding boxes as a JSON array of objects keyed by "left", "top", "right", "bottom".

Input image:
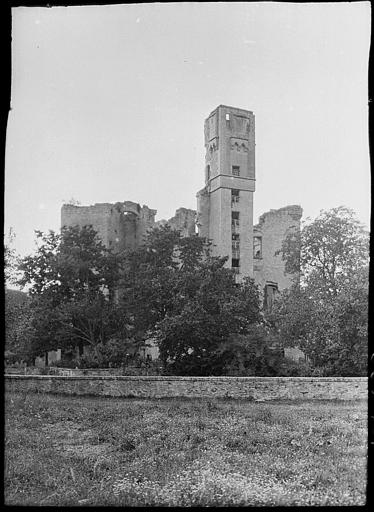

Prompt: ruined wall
[
  {"left": 136, "top": 204, "right": 158, "bottom": 243},
  {"left": 284, "top": 347, "right": 309, "bottom": 363},
  {"left": 61, "top": 201, "right": 157, "bottom": 252},
  {"left": 166, "top": 208, "right": 196, "bottom": 237},
  {"left": 196, "top": 187, "right": 210, "bottom": 239},
  {"left": 5, "top": 375, "right": 367, "bottom": 400},
  {"left": 61, "top": 203, "right": 114, "bottom": 248},
  {"left": 253, "top": 205, "right": 302, "bottom": 291},
  {"left": 62, "top": 202, "right": 198, "bottom": 253}
]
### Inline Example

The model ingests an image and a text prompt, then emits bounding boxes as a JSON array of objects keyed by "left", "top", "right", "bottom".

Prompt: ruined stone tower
[
  {"left": 196, "top": 105, "right": 256, "bottom": 278},
  {"left": 61, "top": 105, "right": 302, "bottom": 304}
]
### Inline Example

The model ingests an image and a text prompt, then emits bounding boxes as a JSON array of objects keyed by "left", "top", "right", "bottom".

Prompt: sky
[{"left": 5, "top": 2, "right": 371, "bottom": 258}]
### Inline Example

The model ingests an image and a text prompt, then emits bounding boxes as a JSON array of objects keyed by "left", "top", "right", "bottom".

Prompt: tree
[
  {"left": 270, "top": 207, "right": 369, "bottom": 376},
  {"left": 4, "top": 229, "right": 36, "bottom": 364},
  {"left": 17, "top": 226, "right": 128, "bottom": 360},
  {"left": 4, "top": 288, "right": 34, "bottom": 363},
  {"left": 19, "top": 226, "right": 121, "bottom": 299},
  {"left": 4, "top": 228, "right": 20, "bottom": 286},
  {"left": 118, "top": 226, "right": 182, "bottom": 339},
  {"left": 279, "top": 206, "right": 369, "bottom": 297},
  {"left": 118, "top": 225, "right": 263, "bottom": 375}
]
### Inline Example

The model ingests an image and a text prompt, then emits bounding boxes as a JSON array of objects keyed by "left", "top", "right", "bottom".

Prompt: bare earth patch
[{"left": 4, "top": 392, "right": 367, "bottom": 506}]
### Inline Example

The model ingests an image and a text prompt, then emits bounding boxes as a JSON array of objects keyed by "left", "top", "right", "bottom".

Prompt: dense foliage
[
  {"left": 268, "top": 207, "right": 369, "bottom": 376},
  {"left": 15, "top": 226, "right": 130, "bottom": 362},
  {"left": 14, "top": 225, "right": 270, "bottom": 373},
  {"left": 8, "top": 205, "right": 369, "bottom": 376},
  {"left": 4, "top": 289, "right": 33, "bottom": 363},
  {"left": 118, "top": 226, "right": 266, "bottom": 375}
]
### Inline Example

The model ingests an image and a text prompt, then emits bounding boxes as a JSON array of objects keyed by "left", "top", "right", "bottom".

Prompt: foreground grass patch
[{"left": 5, "top": 393, "right": 367, "bottom": 506}]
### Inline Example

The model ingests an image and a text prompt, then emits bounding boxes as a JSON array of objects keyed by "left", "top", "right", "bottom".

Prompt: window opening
[
  {"left": 253, "top": 236, "right": 262, "bottom": 259},
  {"left": 231, "top": 189, "right": 239, "bottom": 204},
  {"left": 264, "top": 283, "right": 278, "bottom": 312},
  {"left": 232, "top": 166, "right": 240, "bottom": 176},
  {"left": 206, "top": 164, "right": 211, "bottom": 181},
  {"left": 232, "top": 211, "right": 239, "bottom": 231},
  {"left": 232, "top": 258, "right": 240, "bottom": 273},
  {"left": 226, "top": 113, "right": 231, "bottom": 128},
  {"left": 232, "top": 247, "right": 240, "bottom": 259}
]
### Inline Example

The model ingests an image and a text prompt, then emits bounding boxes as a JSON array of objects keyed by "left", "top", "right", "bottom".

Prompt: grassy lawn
[{"left": 5, "top": 392, "right": 367, "bottom": 506}]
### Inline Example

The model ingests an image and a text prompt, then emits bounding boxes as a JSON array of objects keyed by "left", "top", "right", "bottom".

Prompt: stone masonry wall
[
  {"left": 253, "top": 205, "right": 303, "bottom": 291},
  {"left": 5, "top": 376, "right": 367, "bottom": 400},
  {"left": 165, "top": 207, "right": 197, "bottom": 237},
  {"left": 61, "top": 202, "right": 157, "bottom": 253},
  {"left": 62, "top": 202, "right": 197, "bottom": 251}
]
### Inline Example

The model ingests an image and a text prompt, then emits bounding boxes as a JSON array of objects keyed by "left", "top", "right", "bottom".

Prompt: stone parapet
[{"left": 5, "top": 376, "right": 367, "bottom": 401}]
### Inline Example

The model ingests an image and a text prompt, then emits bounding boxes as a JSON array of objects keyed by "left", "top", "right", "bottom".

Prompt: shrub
[{"left": 276, "top": 358, "right": 314, "bottom": 377}]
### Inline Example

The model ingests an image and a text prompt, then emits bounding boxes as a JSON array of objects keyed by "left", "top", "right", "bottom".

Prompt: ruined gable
[
  {"left": 165, "top": 208, "right": 196, "bottom": 237},
  {"left": 253, "top": 205, "right": 302, "bottom": 292}
]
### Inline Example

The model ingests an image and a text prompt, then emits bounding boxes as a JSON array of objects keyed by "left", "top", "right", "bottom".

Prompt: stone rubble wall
[
  {"left": 253, "top": 205, "right": 303, "bottom": 291},
  {"left": 165, "top": 208, "right": 197, "bottom": 237},
  {"left": 5, "top": 376, "right": 367, "bottom": 400}
]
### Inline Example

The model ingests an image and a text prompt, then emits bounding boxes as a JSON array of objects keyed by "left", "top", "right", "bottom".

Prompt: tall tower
[{"left": 197, "top": 105, "right": 255, "bottom": 278}]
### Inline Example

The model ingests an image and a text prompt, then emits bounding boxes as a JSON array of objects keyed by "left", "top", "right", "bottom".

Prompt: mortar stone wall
[
  {"left": 5, "top": 376, "right": 367, "bottom": 400},
  {"left": 253, "top": 205, "right": 303, "bottom": 291},
  {"left": 62, "top": 202, "right": 197, "bottom": 251},
  {"left": 61, "top": 202, "right": 157, "bottom": 252},
  {"left": 164, "top": 208, "right": 197, "bottom": 237}
]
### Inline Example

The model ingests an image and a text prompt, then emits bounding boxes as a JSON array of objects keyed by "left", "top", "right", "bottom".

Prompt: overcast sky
[{"left": 5, "top": 2, "right": 371, "bottom": 258}]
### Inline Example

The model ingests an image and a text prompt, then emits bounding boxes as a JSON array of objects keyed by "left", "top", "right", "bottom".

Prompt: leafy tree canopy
[
  {"left": 279, "top": 206, "right": 369, "bottom": 297},
  {"left": 4, "top": 228, "right": 20, "bottom": 286},
  {"left": 119, "top": 226, "right": 263, "bottom": 375},
  {"left": 16, "top": 226, "right": 128, "bottom": 359},
  {"left": 269, "top": 206, "right": 369, "bottom": 376}
]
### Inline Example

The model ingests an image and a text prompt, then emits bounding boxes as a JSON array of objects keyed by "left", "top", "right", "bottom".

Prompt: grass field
[{"left": 5, "top": 392, "right": 367, "bottom": 506}]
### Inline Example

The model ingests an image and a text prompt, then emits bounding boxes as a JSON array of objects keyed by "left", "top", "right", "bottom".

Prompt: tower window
[
  {"left": 232, "top": 249, "right": 240, "bottom": 259},
  {"left": 232, "top": 166, "right": 240, "bottom": 176},
  {"left": 232, "top": 258, "right": 240, "bottom": 273},
  {"left": 232, "top": 233, "right": 240, "bottom": 241},
  {"left": 253, "top": 236, "right": 262, "bottom": 259},
  {"left": 232, "top": 238, "right": 240, "bottom": 258},
  {"left": 226, "top": 113, "right": 230, "bottom": 121},
  {"left": 206, "top": 164, "right": 211, "bottom": 181},
  {"left": 232, "top": 211, "right": 239, "bottom": 231},
  {"left": 231, "top": 189, "right": 239, "bottom": 203}
]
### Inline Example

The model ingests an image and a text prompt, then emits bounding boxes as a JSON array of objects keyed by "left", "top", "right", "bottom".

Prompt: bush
[{"left": 273, "top": 358, "right": 313, "bottom": 377}]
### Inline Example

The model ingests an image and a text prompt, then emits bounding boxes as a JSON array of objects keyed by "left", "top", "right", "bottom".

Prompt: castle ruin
[{"left": 61, "top": 105, "right": 302, "bottom": 305}]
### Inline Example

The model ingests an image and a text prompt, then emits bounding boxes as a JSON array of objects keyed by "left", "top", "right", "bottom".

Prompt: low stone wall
[
  {"left": 5, "top": 366, "right": 162, "bottom": 377},
  {"left": 5, "top": 367, "right": 44, "bottom": 375},
  {"left": 49, "top": 368, "right": 127, "bottom": 376},
  {"left": 4, "top": 376, "right": 367, "bottom": 400},
  {"left": 50, "top": 367, "right": 162, "bottom": 376}
]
